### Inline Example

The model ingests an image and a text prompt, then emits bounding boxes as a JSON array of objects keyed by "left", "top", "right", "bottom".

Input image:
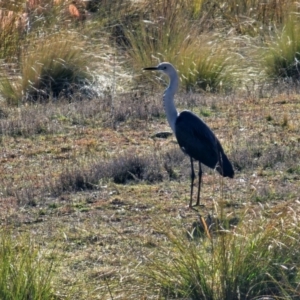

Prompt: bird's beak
[{"left": 143, "top": 67, "right": 159, "bottom": 71}]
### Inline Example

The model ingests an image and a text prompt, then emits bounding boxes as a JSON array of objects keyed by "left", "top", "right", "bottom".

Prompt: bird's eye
[{"left": 163, "top": 66, "right": 167, "bottom": 70}]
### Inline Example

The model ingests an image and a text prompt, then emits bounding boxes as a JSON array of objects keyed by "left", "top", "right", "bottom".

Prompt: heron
[{"left": 143, "top": 62, "right": 234, "bottom": 207}]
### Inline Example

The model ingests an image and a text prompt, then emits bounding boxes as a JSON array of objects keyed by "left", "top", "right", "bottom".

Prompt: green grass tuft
[
  {"left": 141, "top": 204, "right": 300, "bottom": 299},
  {"left": 0, "top": 230, "right": 56, "bottom": 300},
  {"left": 263, "top": 14, "right": 300, "bottom": 81}
]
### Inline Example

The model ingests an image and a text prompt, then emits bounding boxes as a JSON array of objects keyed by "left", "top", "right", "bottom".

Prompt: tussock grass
[
  {"left": 0, "top": 12, "right": 22, "bottom": 62},
  {"left": 0, "top": 230, "right": 56, "bottom": 300},
  {"left": 125, "top": 3, "right": 236, "bottom": 92},
  {"left": 141, "top": 203, "right": 300, "bottom": 299},
  {"left": 263, "top": 14, "right": 300, "bottom": 81},
  {"left": 212, "top": 0, "right": 293, "bottom": 35},
  {"left": 0, "top": 32, "right": 92, "bottom": 104},
  {"left": 178, "top": 38, "right": 235, "bottom": 92}
]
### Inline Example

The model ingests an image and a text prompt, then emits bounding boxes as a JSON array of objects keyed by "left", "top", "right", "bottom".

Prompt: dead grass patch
[
  {"left": 50, "top": 151, "right": 165, "bottom": 196},
  {"left": 0, "top": 86, "right": 299, "bottom": 299}
]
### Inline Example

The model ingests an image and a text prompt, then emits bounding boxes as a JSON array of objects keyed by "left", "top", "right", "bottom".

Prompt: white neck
[{"left": 163, "top": 74, "right": 178, "bottom": 133}]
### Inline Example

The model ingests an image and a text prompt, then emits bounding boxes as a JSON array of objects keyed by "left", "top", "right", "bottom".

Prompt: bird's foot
[
  {"left": 190, "top": 203, "right": 205, "bottom": 210},
  {"left": 181, "top": 203, "right": 205, "bottom": 214},
  {"left": 180, "top": 205, "right": 198, "bottom": 213},
  {"left": 192, "top": 203, "right": 205, "bottom": 207},
  {"left": 186, "top": 204, "right": 204, "bottom": 213}
]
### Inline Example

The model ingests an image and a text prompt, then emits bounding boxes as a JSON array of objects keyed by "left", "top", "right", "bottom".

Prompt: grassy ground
[
  {"left": 1, "top": 0, "right": 300, "bottom": 299},
  {"left": 1, "top": 87, "right": 300, "bottom": 298}
]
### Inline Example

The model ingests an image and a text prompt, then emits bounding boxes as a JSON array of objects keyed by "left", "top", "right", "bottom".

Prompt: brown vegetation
[{"left": 0, "top": 0, "right": 300, "bottom": 299}]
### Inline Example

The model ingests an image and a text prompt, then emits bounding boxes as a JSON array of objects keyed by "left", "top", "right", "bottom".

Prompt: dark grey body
[
  {"left": 143, "top": 62, "right": 234, "bottom": 207},
  {"left": 175, "top": 110, "right": 234, "bottom": 178}
]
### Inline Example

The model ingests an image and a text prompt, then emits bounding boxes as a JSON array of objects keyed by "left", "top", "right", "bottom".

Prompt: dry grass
[
  {"left": 0, "top": 32, "right": 93, "bottom": 104},
  {"left": 139, "top": 201, "right": 300, "bottom": 299},
  {"left": 1, "top": 0, "right": 300, "bottom": 299},
  {"left": 0, "top": 87, "right": 299, "bottom": 298}
]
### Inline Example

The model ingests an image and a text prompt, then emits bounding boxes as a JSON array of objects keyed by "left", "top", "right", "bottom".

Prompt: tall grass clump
[
  {"left": 124, "top": 0, "right": 195, "bottom": 68},
  {"left": 0, "top": 230, "right": 56, "bottom": 300},
  {"left": 125, "top": 0, "right": 235, "bottom": 92},
  {"left": 0, "top": 32, "right": 92, "bottom": 104},
  {"left": 178, "top": 38, "right": 235, "bottom": 92},
  {"left": 0, "top": 12, "right": 22, "bottom": 61},
  {"left": 141, "top": 203, "right": 300, "bottom": 299},
  {"left": 263, "top": 14, "right": 300, "bottom": 81},
  {"left": 187, "top": 0, "right": 205, "bottom": 19},
  {"left": 211, "top": 0, "right": 294, "bottom": 35}
]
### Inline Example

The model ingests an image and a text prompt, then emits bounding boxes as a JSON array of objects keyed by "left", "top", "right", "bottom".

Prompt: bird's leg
[
  {"left": 189, "top": 157, "right": 195, "bottom": 207},
  {"left": 195, "top": 162, "right": 202, "bottom": 206}
]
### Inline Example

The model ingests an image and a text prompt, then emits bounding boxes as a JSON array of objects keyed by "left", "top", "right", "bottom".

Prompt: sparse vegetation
[
  {"left": 0, "top": 0, "right": 300, "bottom": 299},
  {"left": 51, "top": 151, "right": 165, "bottom": 196}
]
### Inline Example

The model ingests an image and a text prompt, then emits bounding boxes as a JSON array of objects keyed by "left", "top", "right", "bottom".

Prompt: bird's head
[{"left": 143, "top": 62, "right": 177, "bottom": 78}]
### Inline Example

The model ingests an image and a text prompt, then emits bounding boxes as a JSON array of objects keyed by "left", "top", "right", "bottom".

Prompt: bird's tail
[{"left": 216, "top": 153, "right": 234, "bottom": 178}]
